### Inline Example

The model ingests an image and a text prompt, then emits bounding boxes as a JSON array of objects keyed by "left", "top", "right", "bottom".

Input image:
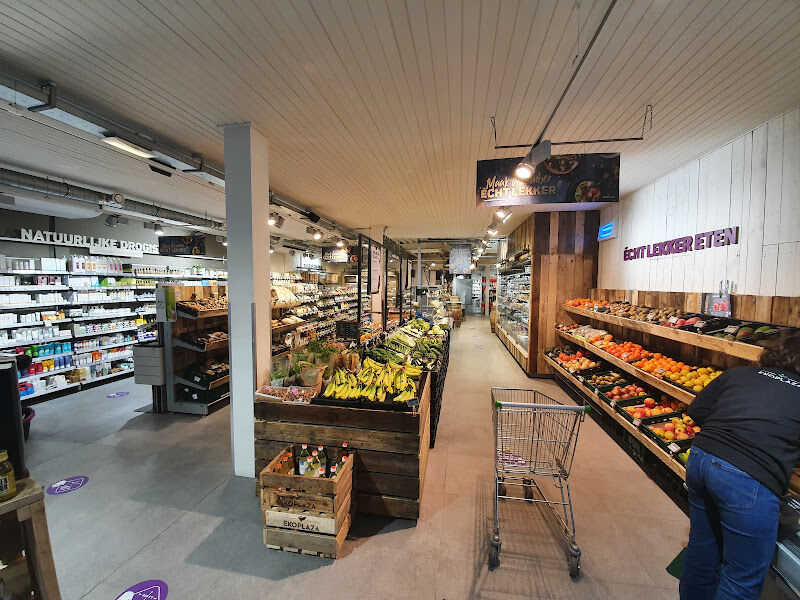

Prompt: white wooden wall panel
[{"left": 599, "top": 108, "right": 800, "bottom": 297}]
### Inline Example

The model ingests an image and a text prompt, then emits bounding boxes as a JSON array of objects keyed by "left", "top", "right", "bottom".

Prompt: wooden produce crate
[
  {"left": 255, "top": 373, "right": 431, "bottom": 520},
  {"left": 260, "top": 445, "right": 354, "bottom": 558}
]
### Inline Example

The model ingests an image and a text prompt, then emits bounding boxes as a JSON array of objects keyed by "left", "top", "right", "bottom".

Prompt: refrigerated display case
[{"left": 496, "top": 261, "right": 531, "bottom": 372}]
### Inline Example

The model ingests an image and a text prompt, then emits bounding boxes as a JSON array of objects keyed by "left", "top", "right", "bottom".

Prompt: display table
[
  {"left": 254, "top": 373, "right": 431, "bottom": 519},
  {"left": 0, "top": 477, "right": 61, "bottom": 599}
]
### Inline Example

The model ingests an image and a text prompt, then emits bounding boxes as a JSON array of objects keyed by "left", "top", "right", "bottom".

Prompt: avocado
[{"left": 736, "top": 327, "right": 753, "bottom": 340}]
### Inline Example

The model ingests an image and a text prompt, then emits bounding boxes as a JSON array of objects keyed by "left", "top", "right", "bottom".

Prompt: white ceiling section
[{"left": 0, "top": 0, "right": 798, "bottom": 239}]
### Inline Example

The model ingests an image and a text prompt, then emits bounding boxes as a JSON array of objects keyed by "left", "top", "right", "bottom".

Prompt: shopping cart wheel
[
  {"left": 568, "top": 544, "right": 581, "bottom": 578},
  {"left": 489, "top": 544, "right": 500, "bottom": 570}
]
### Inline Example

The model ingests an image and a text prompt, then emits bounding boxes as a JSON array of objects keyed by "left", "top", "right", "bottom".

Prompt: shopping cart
[{"left": 489, "top": 387, "right": 589, "bottom": 577}]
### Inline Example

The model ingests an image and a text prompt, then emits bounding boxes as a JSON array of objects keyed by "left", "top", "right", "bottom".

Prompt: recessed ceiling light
[{"left": 103, "top": 136, "right": 156, "bottom": 159}]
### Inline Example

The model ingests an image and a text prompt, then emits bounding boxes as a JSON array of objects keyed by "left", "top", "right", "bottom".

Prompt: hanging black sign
[
  {"left": 158, "top": 235, "right": 206, "bottom": 256},
  {"left": 476, "top": 153, "right": 620, "bottom": 207},
  {"left": 336, "top": 320, "right": 359, "bottom": 340}
]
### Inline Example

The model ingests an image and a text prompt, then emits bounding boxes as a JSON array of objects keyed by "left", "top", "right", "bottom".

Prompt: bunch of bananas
[{"left": 321, "top": 358, "right": 422, "bottom": 403}]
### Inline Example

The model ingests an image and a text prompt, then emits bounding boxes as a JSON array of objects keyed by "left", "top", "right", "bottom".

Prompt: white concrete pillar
[{"left": 224, "top": 123, "right": 271, "bottom": 478}]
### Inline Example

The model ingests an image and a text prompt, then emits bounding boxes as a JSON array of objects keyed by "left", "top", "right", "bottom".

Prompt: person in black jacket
[{"left": 680, "top": 332, "right": 800, "bottom": 600}]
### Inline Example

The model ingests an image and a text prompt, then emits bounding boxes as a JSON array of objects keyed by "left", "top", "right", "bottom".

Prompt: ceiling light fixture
[
  {"left": 102, "top": 136, "right": 156, "bottom": 159},
  {"left": 487, "top": 227, "right": 498, "bottom": 236},
  {"left": 313, "top": 231, "right": 322, "bottom": 240},
  {"left": 502, "top": 213, "right": 512, "bottom": 223},
  {"left": 269, "top": 247, "right": 274, "bottom": 254},
  {"left": 104, "top": 215, "right": 118, "bottom": 228},
  {"left": 336, "top": 239, "right": 345, "bottom": 248},
  {"left": 495, "top": 209, "right": 508, "bottom": 219},
  {"left": 268, "top": 214, "right": 276, "bottom": 226},
  {"left": 154, "top": 223, "right": 164, "bottom": 236},
  {"left": 305, "top": 226, "right": 323, "bottom": 240},
  {"left": 482, "top": 239, "right": 489, "bottom": 246},
  {"left": 430, "top": 262, "right": 435, "bottom": 267},
  {"left": 515, "top": 141, "right": 551, "bottom": 181}
]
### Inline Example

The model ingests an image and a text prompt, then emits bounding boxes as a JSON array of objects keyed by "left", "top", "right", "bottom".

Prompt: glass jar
[{"left": 0, "top": 449, "right": 17, "bottom": 502}]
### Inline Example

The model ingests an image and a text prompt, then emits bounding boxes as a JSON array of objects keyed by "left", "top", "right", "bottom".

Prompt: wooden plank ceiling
[{"left": 0, "top": 0, "right": 798, "bottom": 239}]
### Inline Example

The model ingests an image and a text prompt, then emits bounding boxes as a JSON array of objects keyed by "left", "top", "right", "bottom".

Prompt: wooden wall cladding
[
  {"left": 253, "top": 374, "right": 431, "bottom": 520},
  {"left": 505, "top": 211, "right": 601, "bottom": 373}
]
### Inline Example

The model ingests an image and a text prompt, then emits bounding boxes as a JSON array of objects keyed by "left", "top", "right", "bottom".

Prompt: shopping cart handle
[{"left": 494, "top": 401, "right": 588, "bottom": 412}]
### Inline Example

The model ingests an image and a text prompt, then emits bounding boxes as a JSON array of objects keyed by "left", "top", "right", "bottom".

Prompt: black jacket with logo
[{"left": 688, "top": 366, "right": 800, "bottom": 497}]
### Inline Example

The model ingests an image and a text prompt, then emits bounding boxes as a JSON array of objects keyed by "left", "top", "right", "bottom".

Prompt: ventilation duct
[{"left": 0, "top": 167, "right": 224, "bottom": 231}]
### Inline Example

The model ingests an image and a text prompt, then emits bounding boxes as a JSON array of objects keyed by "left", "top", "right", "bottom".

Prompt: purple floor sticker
[
  {"left": 107, "top": 391, "right": 130, "bottom": 398},
  {"left": 116, "top": 580, "right": 168, "bottom": 600},
  {"left": 46, "top": 475, "right": 89, "bottom": 495}
]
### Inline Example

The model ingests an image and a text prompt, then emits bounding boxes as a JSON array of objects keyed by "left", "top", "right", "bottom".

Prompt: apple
[
  {"left": 633, "top": 411, "right": 644, "bottom": 419},
  {"left": 651, "top": 427, "right": 665, "bottom": 436},
  {"left": 676, "top": 432, "right": 689, "bottom": 440},
  {"left": 692, "top": 426, "right": 701, "bottom": 433},
  {"left": 663, "top": 423, "right": 676, "bottom": 432},
  {"left": 676, "top": 319, "right": 687, "bottom": 326},
  {"left": 644, "top": 398, "right": 656, "bottom": 408},
  {"left": 663, "top": 431, "right": 676, "bottom": 441}
]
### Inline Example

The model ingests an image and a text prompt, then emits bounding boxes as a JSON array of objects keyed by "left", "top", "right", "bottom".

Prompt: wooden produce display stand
[
  {"left": 259, "top": 445, "right": 354, "bottom": 558},
  {"left": 163, "top": 285, "right": 230, "bottom": 415},
  {"left": 255, "top": 373, "right": 431, "bottom": 520},
  {"left": 548, "top": 287, "right": 800, "bottom": 478},
  {"left": 0, "top": 478, "right": 61, "bottom": 599}
]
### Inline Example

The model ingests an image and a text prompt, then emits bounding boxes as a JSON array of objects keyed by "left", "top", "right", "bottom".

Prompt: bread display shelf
[
  {"left": 564, "top": 306, "right": 764, "bottom": 362},
  {"left": 173, "top": 337, "right": 229, "bottom": 353},
  {"left": 176, "top": 306, "right": 228, "bottom": 319},
  {"left": 175, "top": 374, "right": 230, "bottom": 391},
  {"left": 555, "top": 329, "right": 695, "bottom": 404}
]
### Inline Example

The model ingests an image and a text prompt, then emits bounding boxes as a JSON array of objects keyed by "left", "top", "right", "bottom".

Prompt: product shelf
[
  {"left": 173, "top": 338, "right": 229, "bottom": 353},
  {"left": 0, "top": 270, "right": 69, "bottom": 276},
  {"left": 69, "top": 285, "right": 156, "bottom": 291},
  {"left": 21, "top": 381, "right": 81, "bottom": 400},
  {"left": 18, "top": 364, "right": 77, "bottom": 382},
  {"left": 176, "top": 307, "right": 228, "bottom": 320},
  {"left": 82, "top": 351, "right": 134, "bottom": 367},
  {"left": 495, "top": 324, "right": 529, "bottom": 358},
  {"left": 80, "top": 369, "right": 134, "bottom": 384},
  {"left": 71, "top": 313, "right": 137, "bottom": 322},
  {"left": 72, "top": 326, "right": 139, "bottom": 339},
  {"left": 555, "top": 329, "right": 695, "bottom": 404},
  {"left": 73, "top": 340, "right": 137, "bottom": 355},
  {"left": 68, "top": 299, "right": 142, "bottom": 305},
  {"left": 0, "top": 285, "right": 69, "bottom": 292},
  {"left": 30, "top": 351, "right": 74, "bottom": 363},
  {"left": 543, "top": 354, "right": 687, "bottom": 480},
  {"left": 174, "top": 374, "right": 230, "bottom": 391},
  {"left": 0, "top": 335, "right": 72, "bottom": 350},
  {"left": 0, "top": 318, "right": 72, "bottom": 329},
  {"left": 564, "top": 306, "right": 764, "bottom": 362},
  {"left": 0, "top": 302, "right": 68, "bottom": 312}
]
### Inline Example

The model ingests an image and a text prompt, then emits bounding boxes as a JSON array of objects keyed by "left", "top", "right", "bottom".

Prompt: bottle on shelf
[
  {"left": 340, "top": 441, "right": 349, "bottom": 466},
  {"left": 329, "top": 463, "right": 338, "bottom": 478},
  {"left": 316, "top": 445, "right": 327, "bottom": 472},
  {"left": 316, "top": 465, "right": 325, "bottom": 478},
  {"left": 298, "top": 444, "right": 309, "bottom": 474}
]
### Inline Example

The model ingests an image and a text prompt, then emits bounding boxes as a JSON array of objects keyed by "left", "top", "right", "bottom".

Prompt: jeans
[{"left": 680, "top": 446, "right": 779, "bottom": 600}]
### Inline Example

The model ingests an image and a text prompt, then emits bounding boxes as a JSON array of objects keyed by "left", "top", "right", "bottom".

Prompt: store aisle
[{"left": 25, "top": 318, "right": 686, "bottom": 600}]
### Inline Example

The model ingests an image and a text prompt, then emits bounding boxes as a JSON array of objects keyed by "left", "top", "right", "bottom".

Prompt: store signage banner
[
  {"left": 158, "top": 235, "right": 206, "bottom": 256},
  {"left": 322, "top": 247, "right": 349, "bottom": 263},
  {"left": 623, "top": 227, "right": 739, "bottom": 261},
  {"left": 370, "top": 244, "right": 381, "bottom": 294},
  {"left": 476, "top": 153, "right": 620, "bottom": 207},
  {"left": 1, "top": 228, "right": 159, "bottom": 256},
  {"left": 449, "top": 244, "right": 472, "bottom": 275}
]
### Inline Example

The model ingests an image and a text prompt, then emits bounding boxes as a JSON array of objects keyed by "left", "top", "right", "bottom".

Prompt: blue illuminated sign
[{"left": 598, "top": 221, "right": 616, "bottom": 241}]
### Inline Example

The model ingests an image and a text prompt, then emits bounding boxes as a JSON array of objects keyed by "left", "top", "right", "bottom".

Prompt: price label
[
  {"left": 724, "top": 325, "right": 738, "bottom": 334},
  {"left": 633, "top": 418, "right": 641, "bottom": 427},
  {"left": 693, "top": 321, "right": 705, "bottom": 329},
  {"left": 655, "top": 368, "right": 666, "bottom": 374},
  {"left": 668, "top": 316, "right": 679, "bottom": 323},
  {"left": 191, "top": 393, "right": 198, "bottom": 400},
  {"left": 193, "top": 376, "right": 201, "bottom": 383},
  {"left": 647, "top": 312, "right": 655, "bottom": 321},
  {"left": 610, "top": 399, "right": 616, "bottom": 407},
  {"left": 621, "top": 352, "right": 630, "bottom": 359},
  {"left": 668, "top": 442, "right": 681, "bottom": 453},
  {"left": 407, "top": 397, "right": 420, "bottom": 408}
]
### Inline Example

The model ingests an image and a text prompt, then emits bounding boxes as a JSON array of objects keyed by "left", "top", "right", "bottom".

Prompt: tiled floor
[{"left": 26, "top": 316, "right": 686, "bottom": 599}]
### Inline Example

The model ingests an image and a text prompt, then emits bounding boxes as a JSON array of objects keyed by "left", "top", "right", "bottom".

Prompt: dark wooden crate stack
[
  {"left": 428, "top": 332, "right": 451, "bottom": 448},
  {"left": 259, "top": 445, "right": 354, "bottom": 558},
  {"left": 255, "top": 373, "right": 431, "bottom": 520}
]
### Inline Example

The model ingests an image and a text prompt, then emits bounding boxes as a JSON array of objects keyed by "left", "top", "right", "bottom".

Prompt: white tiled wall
[{"left": 599, "top": 107, "right": 800, "bottom": 297}]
